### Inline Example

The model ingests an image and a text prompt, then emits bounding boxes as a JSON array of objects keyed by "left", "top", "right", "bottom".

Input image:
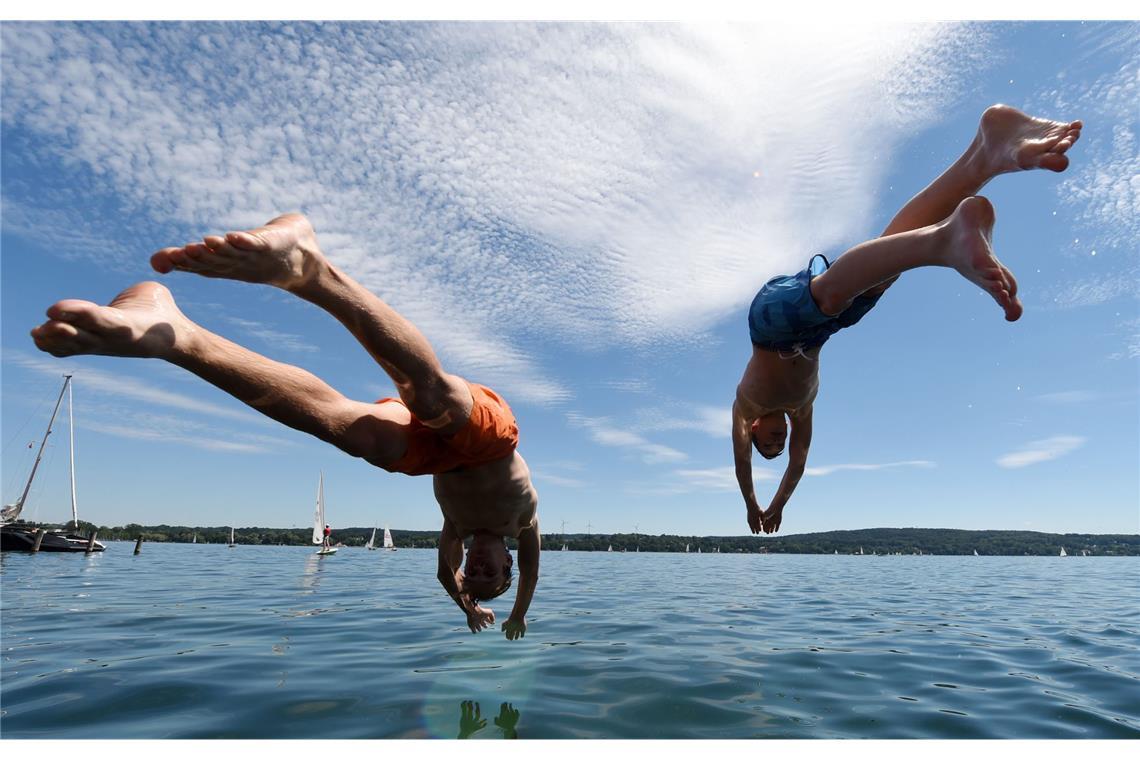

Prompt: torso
[
  {"left": 736, "top": 344, "right": 821, "bottom": 419},
  {"left": 432, "top": 451, "right": 538, "bottom": 539}
]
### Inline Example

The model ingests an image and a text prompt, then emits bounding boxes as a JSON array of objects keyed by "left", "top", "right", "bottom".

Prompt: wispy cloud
[
  {"left": 1108, "top": 317, "right": 1140, "bottom": 361},
  {"left": 1, "top": 22, "right": 986, "bottom": 406},
  {"left": 6, "top": 351, "right": 264, "bottom": 423},
  {"left": 1036, "top": 26, "right": 1139, "bottom": 310},
  {"left": 567, "top": 412, "right": 687, "bottom": 464},
  {"left": 996, "top": 435, "right": 1086, "bottom": 468},
  {"left": 804, "top": 460, "right": 935, "bottom": 477},
  {"left": 224, "top": 316, "right": 321, "bottom": 354},
  {"left": 534, "top": 473, "right": 586, "bottom": 488},
  {"left": 1034, "top": 390, "right": 1098, "bottom": 404},
  {"left": 675, "top": 465, "right": 777, "bottom": 492},
  {"left": 635, "top": 403, "right": 730, "bottom": 438},
  {"left": 81, "top": 414, "right": 290, "bottom": 454}
]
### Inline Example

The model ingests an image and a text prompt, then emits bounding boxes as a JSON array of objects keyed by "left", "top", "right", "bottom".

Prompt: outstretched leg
[
  {"left": 809, "top": 105, "right": 1081, "bottom": 316},
  {"left": 150, "top": 214, "right": 472, "bottom": 433},
  {"left": 30, "top": 282, "right": 411, "bottom": 465}
]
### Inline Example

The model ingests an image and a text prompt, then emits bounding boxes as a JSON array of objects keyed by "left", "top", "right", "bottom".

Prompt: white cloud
[
  {"left": 534, "top": 473, "right": 586, "bottom": 488},
  {"left": 1, "top": 22, "right": 985, "bottom": 406},
  {"left": 1034, "top": 390, "right": 1098, "bottom": 404},
  {"left": 1037, "top": 28, "right": 1139, "bottom": 310},
  {"left": 996, "top": 435, "right": 1086, "bottom": 468},
  {"left": 567, "top": 412, "right": 687, "bottom": 463},
  {"left": 6, "top": 351, "right": 264, "bottom": 423},
  {"left": 5, "top": 351, "right": 299, "bottom": 453},
  {"left": 803, "top": 460, "right": 936, "bottom": 476},
  {"left": 635, "top": 403, "right": 731, "bottom": 438},
  {"left": 675, "top": 465, "right": 777, "bottom": 491},
  {"left": 224, "top": 316, "right": 321, "bottom": 354}
]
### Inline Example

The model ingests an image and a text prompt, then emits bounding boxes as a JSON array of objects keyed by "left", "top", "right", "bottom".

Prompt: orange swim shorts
[{"left": 378, "top": 382, "right": 519, "bottom": 476}]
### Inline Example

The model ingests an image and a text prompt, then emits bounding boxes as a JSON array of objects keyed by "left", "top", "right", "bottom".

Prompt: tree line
[{"left": 57, "top": 522, "right": 1140, "bottom": 556}]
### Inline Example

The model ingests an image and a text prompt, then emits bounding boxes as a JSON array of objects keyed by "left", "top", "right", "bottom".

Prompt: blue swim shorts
[{"left": 747, "top": 254, "right": 883, "bottom": 352}]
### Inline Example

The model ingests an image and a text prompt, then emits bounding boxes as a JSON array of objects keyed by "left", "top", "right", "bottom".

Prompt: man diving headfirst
[
  {"left": 733, "top": 105, "right": 1082, "bottom": 534},
  {"left": 31, "top": 214, "right": 539, "bottom": 639}
]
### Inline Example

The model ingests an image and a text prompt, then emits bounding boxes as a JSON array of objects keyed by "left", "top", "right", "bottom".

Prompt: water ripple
[{"left": 1, "top": 547, "right": 1137, "bottom": 738}]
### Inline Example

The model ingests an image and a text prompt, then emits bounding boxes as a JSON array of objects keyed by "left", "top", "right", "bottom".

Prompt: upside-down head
[
  {"left": 751, "top": 413, "right": 788, "bottom": 460},
  {"left": 462, "top": 532, "right": 514, "bottom": 601}
]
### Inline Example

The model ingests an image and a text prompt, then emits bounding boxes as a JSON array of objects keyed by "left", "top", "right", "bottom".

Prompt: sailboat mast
[
  {"left": 10, "top": 376, "right": 70, "bottom": 519},
  {"left": 67, "top": 375, "right": 78, "bottom": 529}
]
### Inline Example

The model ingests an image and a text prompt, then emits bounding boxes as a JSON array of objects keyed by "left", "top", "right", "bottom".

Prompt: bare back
[
  {"left": 736, "top": 344, "right": 821, "bottom": 419},
  {"left": 433, "top": 451, "right": 538, "bottom": 539}
]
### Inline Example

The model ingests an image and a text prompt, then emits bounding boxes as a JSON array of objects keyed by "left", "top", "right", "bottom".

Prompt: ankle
[{"left": 286, "top": 247, "right": 331, "bottom": 297}]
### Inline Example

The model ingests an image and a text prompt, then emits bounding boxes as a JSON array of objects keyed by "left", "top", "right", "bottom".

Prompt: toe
[
  {"left": 225, "top": 230, "right": 268, "bottom": 251},
  {"left": 150, "top": 247, "right": 180, "bottom": 274},
  {"left": 1039, "top": 153, "right": 1069, "bottom": 172}
]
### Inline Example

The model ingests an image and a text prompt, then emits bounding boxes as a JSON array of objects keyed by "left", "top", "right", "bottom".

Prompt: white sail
[
  {"left": 1060, "top": 547, "right": 1067, "bottom": 557},
  {"left": 67, "top": 377, "right": 78, "bottom": 529},
  {"left": 607, "top": 545, "right": 612, "bottom": 552},
  {"left": 312, "top": 472, "right": 325, "bottom": 545},
  {"left": 229, "top": 526, "right": 235, "bottom": 546},
  {"left": 685, "top": 544, "right": 689, "bottom": 553},
  {"left": 973, "top": 549, "right": 979, "bottom": 556},
  {"left": 383, "top": 526, "right": 395, "bottom": 550},
  {"left": 561, "top": 544, "right": 567, "bottom": 551},
  {"left": 366, "top": 527, "right": 376, "bottom": 550}
]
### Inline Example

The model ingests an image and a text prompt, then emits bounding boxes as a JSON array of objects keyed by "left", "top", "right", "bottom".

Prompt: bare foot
[
  {"left": 944, "top": 196, "right": 1022, "bottom": 322},
  {"left": 975, "top": 104, "right": 1082, "bottom": 175},
  {"left": 150, "top": 213, "right": 323, "bottom": 291},
  {"left": 30, "top": 282, "right": 190, "bottom": 359}
]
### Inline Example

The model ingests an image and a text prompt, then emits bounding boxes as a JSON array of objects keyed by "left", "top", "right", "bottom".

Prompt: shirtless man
[
  {"left": 734, "top": 105, "right": 1082, "bottom": 535},
  {"left": 30, "top": 214, "right": 539, "bottom": 639}
]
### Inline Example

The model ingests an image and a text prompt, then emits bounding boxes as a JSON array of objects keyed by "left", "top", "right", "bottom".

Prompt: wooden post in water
[
  {"left": 133, "top": 535, "right": 143, "bottom": 555},
  {"left": 86, "top": 532, "right": 99, "bottom": 553},
  {"left": 32, "top": 529, "right": 46, "bottom": 552}
]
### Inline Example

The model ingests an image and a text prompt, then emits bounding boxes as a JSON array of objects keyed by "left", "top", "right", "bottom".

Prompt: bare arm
[
  {"left": 503, "top": 519, "right": 540, "bottom": 640},
  {"left": 762, "top": 405, "right": 813, "bottom": 533},
  {"left": 731, "top": 398, "right": 763, "bottom": 534},
  {"left": 436, "top": 518, "right": 465, "bottom": 608}
]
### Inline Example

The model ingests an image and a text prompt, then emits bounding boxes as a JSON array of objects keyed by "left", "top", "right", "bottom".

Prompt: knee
[
  {"left": 810, "top": 280, "right": 850, "bottom": 317},
  {"left": 404, "top": 375, "right": 471, "bottom": 430}
]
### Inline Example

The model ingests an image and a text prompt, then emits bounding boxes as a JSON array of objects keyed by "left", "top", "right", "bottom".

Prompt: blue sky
[{"left": 2, "top": 20, "right": 1137, "bottom": 538}]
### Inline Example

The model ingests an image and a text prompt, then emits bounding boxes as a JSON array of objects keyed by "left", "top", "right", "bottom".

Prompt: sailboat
[
  {"left": 365, "top": 527, "right": 377, "bottom": 550},
  {"left": 697, "top": 547, "right": 701, "bottom": 553},
  {"left": 607, "top": 545, "right": 612, "bottom": 552},
  {"left": 382, "top": 526, "right": 397, "bottom": 551},
  {"left": 228, "top": 527, "right": 236, "bottom": 548},
  {"left": 561, "top": 543, "right": 567, "bottom": 551},
  {"left": 313, "top": 472, "right": 336, "bottom": 555},
  {"left": 973, "top": 549, "right": 979, "bottom": 556},
  {"left": 1059, "top": 547, "right": 1067, "bottom": 557},
  {"left": 192, "top": 533, "right": 197, "bottom": 544},
  {"left": 685, "top": 544, "right": 690, "bottom": 553},
  {"left": 1, "top": 375, "right": 104, "bottom": 553}
]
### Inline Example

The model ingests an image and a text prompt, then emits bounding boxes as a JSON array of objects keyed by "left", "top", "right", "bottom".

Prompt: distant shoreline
[{"left": 26, "top": 523, "right": 1140, "bottom": 556}]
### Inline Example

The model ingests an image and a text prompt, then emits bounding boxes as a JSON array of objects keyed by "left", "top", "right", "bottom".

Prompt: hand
[
  {"left": 502, "top": 616, "right": 526, "bottom": 640},
  {"left": 747, "top": 502, "right": 762, "bottom": 534},
  {"left": 459, "top": 594, "right": 495, "bottom": 634},
  {"left": 457, "top": 700, "right": 486, "bottom": 739},
  {"left": 761, "top": 506, "right": 784, "bottom": 534},
  {"left": 494, "top": 702, "right": 520, "bottom": 738}
]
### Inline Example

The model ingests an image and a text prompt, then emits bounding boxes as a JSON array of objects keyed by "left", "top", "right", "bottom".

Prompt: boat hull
[{"left": 1, "top": 524, "right": 105, "bottom": 552}]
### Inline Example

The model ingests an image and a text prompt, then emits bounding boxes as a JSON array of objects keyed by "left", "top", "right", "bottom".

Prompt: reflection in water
[
  {"left": 456, "top": 701, "right": 520, "bottom": 739},
  {"left": 299, "top": 554, "right": 327, "bottom": 593}
]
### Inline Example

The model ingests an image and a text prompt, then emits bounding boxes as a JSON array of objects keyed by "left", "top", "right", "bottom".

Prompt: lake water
[{"left": 1, "top": 544, "right": 1137, "bottom": 739}]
